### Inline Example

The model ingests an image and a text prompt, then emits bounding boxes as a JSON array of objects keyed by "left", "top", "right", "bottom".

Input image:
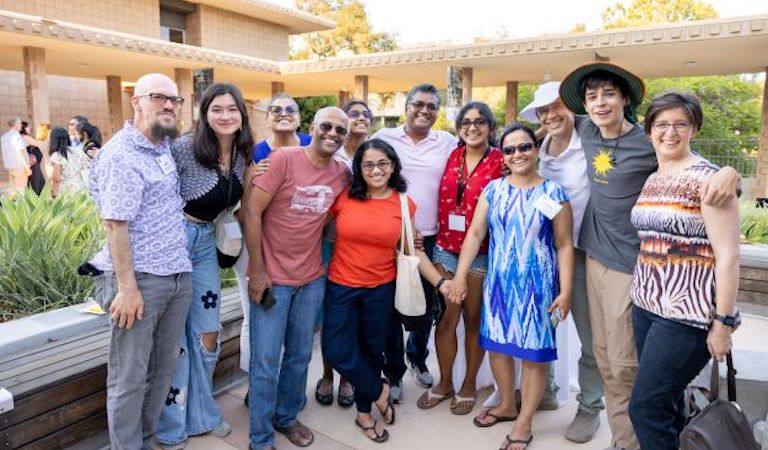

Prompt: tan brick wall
[
  {"left": 0, "top": 0, "right": 160, "bottom": 38},
  {"left": 0, "top": 70, "right": 112, "bottom": 141},
  {"left": 197, "top": 5, "right": 289, "bottom": 61}
]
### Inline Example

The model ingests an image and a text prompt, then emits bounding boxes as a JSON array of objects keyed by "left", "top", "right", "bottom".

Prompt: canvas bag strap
[{"left": 399, "top": 192, "right": 414, "bottom": 255}]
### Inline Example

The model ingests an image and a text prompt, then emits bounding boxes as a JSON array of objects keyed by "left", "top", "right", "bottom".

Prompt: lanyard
[{"left": 456, "top": 146, "right": 489, "bottom": 207}]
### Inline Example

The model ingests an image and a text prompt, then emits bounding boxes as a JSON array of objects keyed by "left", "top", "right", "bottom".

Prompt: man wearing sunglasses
[
  {"left": 88, "top": 73, "right": 192, "bottom": 449},
  {"left": 372, "top": 83, "right": 458, "bottom": 403},
  {"left": 243, "top": 107, "right": 350, "bottom": 450}
]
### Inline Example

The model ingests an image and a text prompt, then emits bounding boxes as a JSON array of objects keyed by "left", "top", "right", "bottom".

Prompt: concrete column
[
  {"left": 174, "top": 68, "right": 193, "bottom": 133},
  {"left": 446, "top": 66, "right": 472, "bottom": 123},
  {"left": 271, "top": 81, "right": 285, "bottom": 96},
  {"left": 754, "top": 67, "right": 768, "bottom": 199},
  {"left": 22, "top": 47, "right": 50, "bottom": 130},
  {"left": 338, "top": 90, "right": 350, "bottom": 107},
  {"left": 354, "top": 75, "right": 369, "bottom": 103},
  {"left": 505, "top": 81, "right": 519, "bottom": 126},
  {"left": 105, "top": 76, "right": 123, "bottom": 138}
]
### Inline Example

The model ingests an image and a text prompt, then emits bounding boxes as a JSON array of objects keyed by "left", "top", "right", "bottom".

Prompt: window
[{"left": 159, "top": 0, "right": 195, "bottom": 44}]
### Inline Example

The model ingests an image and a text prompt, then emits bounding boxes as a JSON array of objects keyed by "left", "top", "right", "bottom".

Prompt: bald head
[
  {"left": 134, "top": 73, "right": 177, "bottom": 97},
  {"left": 309, "top": 107, "right": 348, "bottom": 158},
  {"left": 313, "top": 107, "right": 347, "bottom": 127},
  {"left": 132, "top": 73, "right": 180, "bottom": 142}
]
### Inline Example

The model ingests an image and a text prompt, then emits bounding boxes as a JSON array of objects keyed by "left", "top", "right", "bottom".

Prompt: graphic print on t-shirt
[
  {"left": 290, "top": 185, "right": 335, "bottom": 215},
  {"left": 591, "top": 147, "right": 614, "bottom": 184}
]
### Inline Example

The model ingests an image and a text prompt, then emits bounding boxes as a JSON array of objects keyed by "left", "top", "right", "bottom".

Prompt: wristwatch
[{"left": 713, "top": 313, "right": 737, "bottom": 328}]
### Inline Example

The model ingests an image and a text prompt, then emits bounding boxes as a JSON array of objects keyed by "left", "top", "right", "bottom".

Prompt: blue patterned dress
[{"left": 480, "top": 178, "right": 569, "bottom": 362}]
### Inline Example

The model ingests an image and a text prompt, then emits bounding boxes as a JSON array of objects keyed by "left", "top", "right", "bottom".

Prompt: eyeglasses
[
  {"left": 347, "top": 110, "right": 372, "bottom": 120},
  {"left": 651, "top": 121, "right": 692, "bottom": 133},
  {"left": 317, "top": 122, "right": 348, "bottom": 136},
  {"left": 361, "top": 160, "right": 392, "bottom": 172},
  {"left": 459, "top": 118, "right": 489, "bottom": 129},
  {"left": 137, "top": 93, "right": 185, "bottom": 108},
  {"left": 269, "top": 105, "right": 299, "bottom": 116},
  {"left": 502, "top": 143, "right": 536, "bottom": 154},
  {"left": 408, "top": 101, "right": 439, "bottom": 112}
]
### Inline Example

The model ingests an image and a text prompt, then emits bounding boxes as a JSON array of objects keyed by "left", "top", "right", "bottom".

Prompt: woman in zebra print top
[{"left": 627, "top": 91, "right": 740, "bottom": 450}]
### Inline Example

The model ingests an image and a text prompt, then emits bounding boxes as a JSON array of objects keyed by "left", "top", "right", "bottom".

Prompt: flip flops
[
  {"left": 499, "top": 433, "right": 533, "bottom": 450},
  {"left": 450, "top": 394, "right": 477, "bottom": 415},
  {"left": 416, "top": 389, "right": 455, "bottom": 410},
  {"left": 355, "top": 419, "right": 389, "bottom": 443},
  {"left": 473, "top": 408, "right": 519, "bottom": 428}
]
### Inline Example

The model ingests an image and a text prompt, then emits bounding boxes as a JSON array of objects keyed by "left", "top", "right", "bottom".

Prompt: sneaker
[
  {"left": 408, "top": 360, "right": 433, "bottom": 388},
  {"left": 211, "top": 420, "right": 232, "bottom": 438},
  {"left": 565, "top": 409, "right": 600, "bottom": 443},
  {"left": 389, "top": 380, "right": 403, "bottom": 404},
  {"left": 158, "top": 441, "right": 187, "bottom": 450},
  {"left": 514, "top": 388, "right": 560, "bottom": 410}
]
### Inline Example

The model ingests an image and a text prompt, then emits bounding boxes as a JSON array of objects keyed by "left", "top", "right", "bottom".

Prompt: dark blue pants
[
  {"left": 322, "top": 280, "right": 395, "bottom": 413},
  {"left": 628, "top": 305, "right": 711, "bottom": 450},
  {"left": 383, "top": 235, "right": 436, "bottom": 382}
]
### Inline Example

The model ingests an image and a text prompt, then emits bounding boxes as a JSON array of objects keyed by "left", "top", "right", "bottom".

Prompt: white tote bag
[{"left": 395, "top": 192, "right": 427, "bottom": 317}]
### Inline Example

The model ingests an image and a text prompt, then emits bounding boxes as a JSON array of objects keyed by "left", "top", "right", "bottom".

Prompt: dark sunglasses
[
  {"left": 268, "top": 105, "right": 299, "bottom": 115},
  {"left": 318, "top": 122, "right": 348, "bottom": 136},
  {"left": 502, "top": 143, "right": 535, "bottom": 155},
  {"left": 347, "top": 110, "right": 372, "bottom": 120}
]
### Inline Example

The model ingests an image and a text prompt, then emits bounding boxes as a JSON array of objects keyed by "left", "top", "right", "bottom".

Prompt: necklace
[{"left": 599, "top": 116, "right": 625, "bottom": 165}]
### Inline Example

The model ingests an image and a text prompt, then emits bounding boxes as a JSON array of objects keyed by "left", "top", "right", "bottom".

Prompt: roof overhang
[{"left": 189, "top": 0, "right": 335, "bottom": 34}]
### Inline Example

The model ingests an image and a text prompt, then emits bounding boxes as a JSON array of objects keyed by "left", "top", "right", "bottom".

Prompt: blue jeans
[
  {"left": 157, "top": 222, "right": 225, "bottom": 445},
  {"left": 323, "top": 280, "right": 394, "bottom": 413},
  {"left": 248, "top": 276, "right": 325, "bottom": 449},
  {"left": 628, "top": 305, "right": 710, "bottom": 450},
  {"left": 384, "top": 235, "right": 436, "bottom": 381}
]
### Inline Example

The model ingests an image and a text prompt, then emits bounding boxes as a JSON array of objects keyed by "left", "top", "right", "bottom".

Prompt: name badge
[
  {"left": 223, "top": 221, "right": 243, "bottom": 239},
  {"left": 448, "top": 214, "right": 466, "bottom": 232},
  {"left": 156, "top": 154, "right": 175, "bottom": 175},
  {"left": 533, "top": 194, "right": 563, "bottom": 220}
]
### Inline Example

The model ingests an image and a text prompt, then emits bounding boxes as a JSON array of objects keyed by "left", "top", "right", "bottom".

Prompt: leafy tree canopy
[{"left": 602, "top": 0, "right": 718, "bottom": 29}]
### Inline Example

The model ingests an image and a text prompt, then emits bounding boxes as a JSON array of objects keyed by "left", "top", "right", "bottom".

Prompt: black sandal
[
  {"left": 355, "top": 419, "right": 389, "bottom": 443},
  {"left": 499, "top": 433, "right": 533, "bottom": 450},
  {"left": 314, "top": 378, "right": 333, "bottom": 406},
  {"left": 376, "top": 382, "right": 396, "bottom": 425}
]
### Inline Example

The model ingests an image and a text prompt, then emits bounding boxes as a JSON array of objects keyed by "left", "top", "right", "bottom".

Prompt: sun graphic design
[{"left": 593, "top": 149, "right": 614, "bottom": 177}]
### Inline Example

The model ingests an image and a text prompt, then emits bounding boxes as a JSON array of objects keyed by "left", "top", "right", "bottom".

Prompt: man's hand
[
  {"left": 109, "top": 287, "right": 144, "bottom": 329},
  {"left": 247, "top": 269, "right": 271, "bottom": 304},
  {"left": 707, "top": 321, "right": 733, "bottom": 362},
  {"left": 701, "top": 166, "right": 740, "bottom": 207}
]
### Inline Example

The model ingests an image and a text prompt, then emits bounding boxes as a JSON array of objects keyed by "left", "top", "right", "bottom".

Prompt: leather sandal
[
  {"left": 314, "top": 378, "right": 333, "bottom": 406},
  {"left": 473, "top": 408, "right": 519, "bottom": 428},
  {"left": 355, "top": 419, "right": 389, "bottom": 443},
  {"left": 499, "top": 433, "right": 533, "bottom": 450},
  {"left": 416, "top": 389, "right": 455, "bottom": 410}
]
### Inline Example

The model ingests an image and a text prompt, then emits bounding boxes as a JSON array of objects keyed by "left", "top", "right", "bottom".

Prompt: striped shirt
[{"left": 629, "top": 159, "right": 719, "bottom": 329}]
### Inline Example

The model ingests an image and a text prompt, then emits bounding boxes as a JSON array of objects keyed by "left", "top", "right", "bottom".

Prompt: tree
[
  {"left": 602, "top": 0, "right": 718, "bottom": 29},
  {"left": 292, "top": 0, "right": 397, "bottom": 59}
]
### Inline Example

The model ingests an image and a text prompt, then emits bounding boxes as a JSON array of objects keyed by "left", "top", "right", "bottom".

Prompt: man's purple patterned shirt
[{"left": 89, "top": 121, "right": 191, "bottom": 275}]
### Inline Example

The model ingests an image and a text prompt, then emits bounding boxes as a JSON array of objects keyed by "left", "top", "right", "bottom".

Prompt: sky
[{"left": 274, "top": 0, "right": 767, "bottom": 46}]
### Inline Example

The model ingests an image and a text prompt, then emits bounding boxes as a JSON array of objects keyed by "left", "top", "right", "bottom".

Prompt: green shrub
[
  {"left": 741, "top": 202, "right": 768, "bottom": 244},
  {"left": 0, "top": 188, "right": 104, "bottom": 322}
]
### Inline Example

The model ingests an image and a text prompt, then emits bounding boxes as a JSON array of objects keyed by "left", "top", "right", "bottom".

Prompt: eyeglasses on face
[
  {"left": 347, "top": 110, "right": 372, "bottom": 120},
  {"left": 269, "top": 105, "right": 299, "bottom": 116},
  {"left": 408, "top": 101, "right": 439, "bottom": 112},
  {"left": 361, "top": 160, "right": 392, "bottom": 172},
  {"left": 137, "top": 93, "right": 185, "bottom": 108},
  {"left": 651, "top": 121, "right": 692, "bottom": 133},
  {"left": 317, "top": 122, "right": 348, "bottom": 136},
  {"left": 459, "top": 118, "right": 489, "bottom": 129},
  {"left": 502, "top": 143, "right": 535, "bottom": 155}
]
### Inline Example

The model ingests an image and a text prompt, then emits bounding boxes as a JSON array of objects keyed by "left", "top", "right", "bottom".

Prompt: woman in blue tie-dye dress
[{"left": 449, "top": 124, "right": 574, "bottom": 450}]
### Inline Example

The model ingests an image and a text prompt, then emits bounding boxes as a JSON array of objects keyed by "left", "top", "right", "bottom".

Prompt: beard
[{"left": 150, "top": 121, "right": 179, "bottom": 141}]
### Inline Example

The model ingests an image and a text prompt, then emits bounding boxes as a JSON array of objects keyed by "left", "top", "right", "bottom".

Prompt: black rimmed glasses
[
  {"left": 347, "top": 110, "right": 372, "bottom": 119},
  {"left": 459, "top": 118, "right": 489, "bottom": 129},
  {"left": 502, "top": 143, "right": 535, "bottom": 155},
  {"left": 137, "top": 93, "right": 184, "bottom": 108},
  {"left": 361, "top": 160, "right": 392, "bottom": 172},
  {"left": 269, "top": 105, "right": 299, "bottom": 116},
  {"left": 318, "top": 122, "right": 348, "bottom": 136},
  {"left": 408, "top": 101, "right": 439, "bottom": 112},
  {"left": 651, "top": 121, "right": 692, "bottom": 134}
]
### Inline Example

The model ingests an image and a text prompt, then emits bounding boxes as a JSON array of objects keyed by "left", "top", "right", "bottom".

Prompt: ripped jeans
[{"left": 156, "top": 222, "right": 225, "bottom": 445}]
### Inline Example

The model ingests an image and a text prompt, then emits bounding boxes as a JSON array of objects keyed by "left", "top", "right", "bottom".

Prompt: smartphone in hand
[
  {"left": 261, "top": 288, "right": 276, "bottom": 310},
  {"left": 550, "top": 308, "right": 562, "bottom": 328}
]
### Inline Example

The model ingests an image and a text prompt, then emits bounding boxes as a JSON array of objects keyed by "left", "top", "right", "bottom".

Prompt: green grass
[{"left": 741, "top": 201, "right": 768, "bottom": 244}]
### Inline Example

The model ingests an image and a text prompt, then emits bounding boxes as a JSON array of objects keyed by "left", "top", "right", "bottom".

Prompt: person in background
[
  {"left": 68, "top": 115, "right": 89, "bottom": 149},
  {"left": 48, "top": 127, "right": 90, "bottom": 197},
  {"left": 20, "top": 121, "right": 47, "bottom": 195},
  {"left": 77, "top": 122, "right": 103, "bottom": 159},
  {"left": 323, "top": 139, "right": 452, "bottom": 443},
  {"left": 449, "top": 124, "right": 574, "bottom": 450},
  {"left": 1, "top": 118, "right": 30, "bottom": 192},
  {"left": 315, "top": 99, "right": 373, "bottom": 408},
  {"left": 156, "top": 83, "right": 252, "bottom": 449},
  {"left": 417, "top": 101, "right": 502, "bottom": 416},
  {"left": 627, "top": 91, "right": 740, "bottom": 450}
]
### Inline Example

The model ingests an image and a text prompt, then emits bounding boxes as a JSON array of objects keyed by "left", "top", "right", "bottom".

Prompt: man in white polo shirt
[
  {"left": 372, "top": 83, "right": 458, "bottom": 403},
  {"left": 520, "top": 81, "right": 603, "bottom": 443}
]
